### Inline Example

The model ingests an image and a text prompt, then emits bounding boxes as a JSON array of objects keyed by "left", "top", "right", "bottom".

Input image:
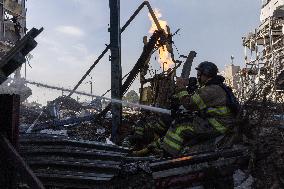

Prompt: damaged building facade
[
  {"left": 0, "top": 0, "right": 31, "bottom": 101},
  {"left": 0, "top": 0, "right": 26, "bottom": 53},
  {"left": 240, "top": 0, "right": 284, "bottom": 101}
]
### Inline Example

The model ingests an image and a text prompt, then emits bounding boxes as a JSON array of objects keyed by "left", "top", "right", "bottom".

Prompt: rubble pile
[
  {"left": 17, "top": 81, "right": 284, "bottom": 189},
  {"left": 68, "top": 122, "right": 109, "bottom": 142},
  {"left": 237, "top": 84, "right": 284, "bottom": 188},
  {"left": 13, "top": 2, "right": 284, "bottom": 188},
  {"left": 48, "top": 96, "right": 83, "bottom": 113},
  {"left": 20, "top": 103, "right": 52, "bottom": 124},
  {"left": 251, "top": 126, "right": 284, "bottom": 188},
  {"left": 67, "top": 113, "right": 137, "bottom": 142},
  {"left": 18, "top": 90, "right": 284, "bottom": 188}
]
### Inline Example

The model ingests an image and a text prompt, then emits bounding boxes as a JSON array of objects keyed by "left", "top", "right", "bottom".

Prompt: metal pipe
[
  {"left": 27, "top": 73, "right": 130, "bottom": 99},
  {"left": 26, "top": 80, "right": 99, "bottom": 98},
  {"left": 67, "top": 45, "right": 109, "bottom": 97},
  {"left": 109, "top": 0, "right": 122, "bottom": 143},
  {"left": 68, "top": 1, "right": 164, "bottom": 98},
  {"left": 144, "top": 1, "right": 163, "bottom": 31},
  {"left": 91, "top": 80, "right": 93, "bottom": 101},
  {"left": 26, "top": 80, "right": 171, "bottom": 115},
  {"left": 97, "top": 30, "right": 164, "bottom": 119},
  {"left": 121, "top": 1, "right": 163, "bottom": 32}
]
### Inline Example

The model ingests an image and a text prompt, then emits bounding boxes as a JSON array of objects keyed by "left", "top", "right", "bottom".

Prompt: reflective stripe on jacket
[
  {"left": 161, "top": 83, "right": 236, "bottom": 156},
  {"left": 177, "top": 89, "right": 231, "bottom": 134},
  {"left": 161, "top": 124, "right": 194, "bottom": 155},
  {"left": 134, "top": 118, "right": 169, "bottom": 139}
]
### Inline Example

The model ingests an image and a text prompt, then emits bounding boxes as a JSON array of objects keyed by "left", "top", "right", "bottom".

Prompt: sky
[{"left": 25, "top": 0, "right": 261, "bottom": 105}]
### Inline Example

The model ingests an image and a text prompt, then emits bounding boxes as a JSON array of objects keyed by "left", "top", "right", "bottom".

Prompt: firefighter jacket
[
  {"left": 177, "top": 75, "right": 236, "bottom": 132},
  {"left": 160, "top": 75, "right": 237, "bottom": 156}
]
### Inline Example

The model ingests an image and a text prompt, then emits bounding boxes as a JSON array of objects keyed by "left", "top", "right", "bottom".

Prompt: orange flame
[{"left": 148, "top": 9, "right": 174, "bottom": 71}]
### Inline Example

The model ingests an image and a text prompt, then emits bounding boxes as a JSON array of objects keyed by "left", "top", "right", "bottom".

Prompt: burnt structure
[
  {"left": 140, "top": 50, "right": 196, "bottom": 108},
  {"left": 0, "top": 0, "right": 26, "bottom": 56},
  {"left": 7, "top": 2, "right": 272, "bottom": 188},
  {"left": 17, "top": 133, "right": 249, "bottom": 189},
  {"left": 109, "top": 0, "right": 122, "bottom": 143},
  {"left": 240, "top": 0, "right": 284, "bottom": 101},
  {"left": 0, "top": 27, "right": 44, "bottom": 188}
]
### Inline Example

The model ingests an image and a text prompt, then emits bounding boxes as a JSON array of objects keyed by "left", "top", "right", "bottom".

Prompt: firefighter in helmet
[{"left": 133, "top": 61, "right": 239, "bottom": 156}]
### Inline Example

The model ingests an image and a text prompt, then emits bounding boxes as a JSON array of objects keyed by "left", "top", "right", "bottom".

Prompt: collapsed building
[
  {"left": 240, "top": 0, "right": 284, "bottom": 101},
  {"left": 0, "top": 1, "right": 283, "bottom": 189},
  {"left": 0, "top": 0, "right": 32, "bottom": 101}
]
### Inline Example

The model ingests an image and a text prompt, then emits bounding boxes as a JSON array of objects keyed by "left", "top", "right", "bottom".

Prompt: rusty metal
[
  {"left": 121, "top": 1, "right": 163, "bottom": 32},
  {"left": 98, "top": 30, "right": 165, "bottom": 119},
  {"left": 109, "top": 0, "right": 122, "bottom": 143},
  {"left": 149, "top": 51, "right": 196, "bottom": 107},
  {"left": 138, "top": 51, "right": 196, "bottom": 107},
  {"left": 151, "top": 73, "right": 175, "bottom": 108},
  {"left": 180, "top": 51, "right": 197, "bottom": 79}
]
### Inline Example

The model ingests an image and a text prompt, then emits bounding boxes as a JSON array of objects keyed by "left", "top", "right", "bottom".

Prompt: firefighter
[
  {"left": 161, "top": 61, "right": 239, "bottom": 156},
  {"left": 133, "top": 61, "right": 239, "bottom": 156},
  {"left": 122, "top": 113, "right": 172, "bottom": 150}
]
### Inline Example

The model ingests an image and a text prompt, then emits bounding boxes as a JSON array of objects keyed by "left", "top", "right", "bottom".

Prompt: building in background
[
  {"left": 223, "top": 57, "right": 241, "bottom": 91},
  {"left": 260, "top": 0, "right": 284, "bottom": 23},
  {"left": 0, "top": 0, "right": 31, "bottom": 102},
  {"left": 0, "top": 0, "right": 26, "bottom": 56},
  {"left": 240, "top": 0, "right": 284, "bottom": 101}
]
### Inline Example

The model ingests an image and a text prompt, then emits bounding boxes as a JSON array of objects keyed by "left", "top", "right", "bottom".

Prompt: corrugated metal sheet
[{"left": 19, "top": 134, "right": 129, "bottom": 189}]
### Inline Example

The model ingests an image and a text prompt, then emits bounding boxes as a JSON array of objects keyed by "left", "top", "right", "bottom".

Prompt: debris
[
  {"left": 233, "top": 169, "right": 253, "bottom": 189},
  {"left": 1, "top": 1, "right": 284, "bottom": 189},
  {"left": 39, "top": 129, "right": 68, "bottom": 136}
]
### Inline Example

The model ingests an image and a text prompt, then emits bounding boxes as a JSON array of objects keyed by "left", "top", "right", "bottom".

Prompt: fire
[{"left": 148, "top": 9, "right": 174, "bottom": 71}]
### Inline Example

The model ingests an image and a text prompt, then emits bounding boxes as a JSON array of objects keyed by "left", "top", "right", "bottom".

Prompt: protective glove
[{"left": 187, "top": 77, "right": 198, "bottom": 95}]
